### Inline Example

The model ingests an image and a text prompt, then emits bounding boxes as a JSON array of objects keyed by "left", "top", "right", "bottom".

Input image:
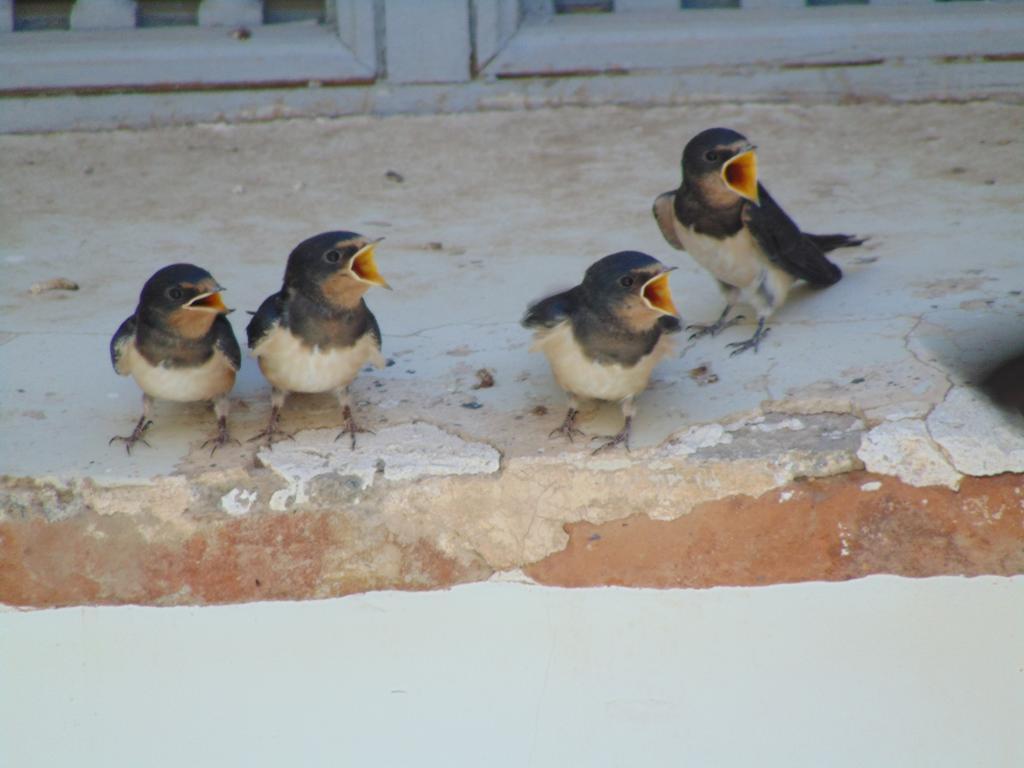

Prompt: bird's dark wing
[
  {"left": 213, "top": 315, "right": 242, "bottom": 371},
  {"left": 743, "top": 185, "right": 842, "bottom": 287},
  {"left": 246, "top": 292, "right": 285, "bottom": 349},
  {"left": 110, "top": 315, "right": 137, "bottom": 375},
  {"left": 523, "top": 288, "right": 580, "bottom": 329},
  {"left": 365, "top": 306, "right": 383, "bottom": 351},
  {"left": 653, "top": 191, "right": 685, "bottom": 251}
]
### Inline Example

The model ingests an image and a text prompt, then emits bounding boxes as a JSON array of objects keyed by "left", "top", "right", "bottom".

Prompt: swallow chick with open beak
[
  {"left": 523, "top": 251, "right": 682, "bottom": 453},
  {"left": 110, "top": 264, "right": 241, "bottom": 454},
  {"left": 654, "top": 127, "right": 864, "bottom": 355},
  {"left": 247, "top": 231, "right": 390, "bottom": 448}
]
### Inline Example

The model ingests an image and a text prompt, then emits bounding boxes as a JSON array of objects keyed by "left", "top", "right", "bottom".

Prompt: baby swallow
[
  {"left": 110, "top": 263, "right": 240, "bottom": 454},
  {"left": 524, "top": 251, "right": 681, "bottom": 453},
  {"left": 654, "top": 127, "right": 864, "bottom": 355},
  {"left": 247, "top": 231, "right": 389, "bottom": 447}
]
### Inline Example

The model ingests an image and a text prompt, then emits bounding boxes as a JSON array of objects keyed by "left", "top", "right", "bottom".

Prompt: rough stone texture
[
  {"left": 5, "top": 468, "right": 1023, "bottom": 606},
  {"left": 0, "top": 503, "right": 491, "bottom": 607},
  {"left": 928, "top": 387, "right": 1024, "bottom": 477},
  {"left": 525, "top": 473, "right": 1024, "bottom": 589},
  {"left": 857, "top": 419, "right": 962, "bottom": 490}
]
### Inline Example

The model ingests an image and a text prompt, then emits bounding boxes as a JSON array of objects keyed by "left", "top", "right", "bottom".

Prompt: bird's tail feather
[{"left": 807, "top": 233, "right": 866, "bottom": 253}]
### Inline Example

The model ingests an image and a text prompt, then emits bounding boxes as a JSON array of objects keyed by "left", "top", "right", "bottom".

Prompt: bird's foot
[
  {"left": 109, "top": 418, "right": 153, "bottom": 455},
  {"left": 335, "top": 406, "right": 373, "bottom": 450},
  {"left": 591, "top": 418, "right": 632, "bottom": 455},
  {"left": 727, "top": 323, "right": 771, "bottom": 356},
  {"left": 249, "top": 425, "right": 294, "bottom": 449},
  {"left": 248, "top": 410, "right": 293, "bottom": 449},
  {"left": 201, "top": 417, "right": 239, "bottom": 456},
  {"left": 549, "top": 408, "right": 585, "bottom": 443},
  {"left": 687, "top": 315, "right": 744, "bottom": 341}
]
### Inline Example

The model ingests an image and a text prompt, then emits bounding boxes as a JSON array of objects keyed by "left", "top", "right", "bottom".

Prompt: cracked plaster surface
[
  {"left": 928, "top": 387, "right": 1024, "bottom": 477},
  {"left": 2, "top": 102, "right": 1024, "bottom": 589},
  {"left": 857, "top": 418, "right": 962, "bottom": 490},
  {"left": 256, "top": 422, "right": 501, "bottom": 511}
]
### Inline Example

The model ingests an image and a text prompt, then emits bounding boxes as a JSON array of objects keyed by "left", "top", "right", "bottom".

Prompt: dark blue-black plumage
[
  {"left": 109, "top": 263, "right": 240, "bottom": 453},
  {"left": 524, "top": 250, "right": 681, "bottom": 452},
  {"left": 246, "top": 230, "right": 388, "bottom": 447},
  {"left": 654, "top": 127, "right": 864, "bottom": 354}
]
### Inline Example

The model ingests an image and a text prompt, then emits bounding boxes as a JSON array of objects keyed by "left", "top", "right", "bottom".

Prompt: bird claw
[
  {"left": 591, "top": 429, "right": 631, "bottom": 455},
  {"left": 109, "top": 419, "right": 152, "bottom": 454},
  {"left": 335, "top": 406, "right": 372, "bottom": 449},
  {"left": 687, "top": 314, "right": 744, "bottom": 341},
  {"left": 549, "top": 409, "right": 584, "bottom": 443},
  {"left": 201, "top": 429, "right": 239, "bottom": 456},
  {"left": 335, "top": 422, "right": 373, "bottom": 450},
  {"left": 549, "top": 424, "right": 585, "bottom": 442},
  {"left": 248, "top": 424, "right": 294, "bottom": 449},
  {"left": 727, "top": 325, "right": 771, "bottom": 356}
]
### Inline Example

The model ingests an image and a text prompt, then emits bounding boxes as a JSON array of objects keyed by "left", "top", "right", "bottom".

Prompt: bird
[
  {"left": 654, "top": 127, "right": 864, "bottom": 355},
  {"left": 523, "top": 250, "right": 682, "bottom": 453},
  {"left": 110, "top": 263, "right": 241, "bottom": 454},
  {"left": 246, "top": 231, "right": 390, "bottom": 448}
]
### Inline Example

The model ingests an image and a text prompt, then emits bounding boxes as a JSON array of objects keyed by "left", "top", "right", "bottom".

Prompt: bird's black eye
[
  {"left": 324, "top": 249, "right": 342, "bottom": 263},
  {"left": 620, "top": 276, "right": 635, "bottom": 288},
  {"left": 167, "top": 286, "right": 184, "bottom": 300},
  {"left": 705, "top": 151, "right": 719, "bottom": 162}
]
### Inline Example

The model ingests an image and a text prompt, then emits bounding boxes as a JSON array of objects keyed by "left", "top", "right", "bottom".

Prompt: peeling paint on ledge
[
  {"left": 256, "top": 423, "right": 502, "bottom": 511},
  {"left": 3, "top": 470, "right": 1023, "bottom": 607}
]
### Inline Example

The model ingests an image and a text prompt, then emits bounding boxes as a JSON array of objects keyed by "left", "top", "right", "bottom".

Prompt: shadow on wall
[
  {"left": 981, "top": 349, "right": 1024, "bottom": 416},
  {"left": 916, "top": 309, "right": 1024, "bottom": 418}
]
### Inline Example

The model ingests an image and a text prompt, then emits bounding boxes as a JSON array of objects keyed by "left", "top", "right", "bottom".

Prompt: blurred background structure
[{"left": 2, "top": 0, "right": 1023, "bottom": 132}]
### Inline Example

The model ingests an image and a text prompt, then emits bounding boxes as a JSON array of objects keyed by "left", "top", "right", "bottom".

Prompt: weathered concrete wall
[{"left": 5, "top": 576, "right": 1023, "bottom": 766}]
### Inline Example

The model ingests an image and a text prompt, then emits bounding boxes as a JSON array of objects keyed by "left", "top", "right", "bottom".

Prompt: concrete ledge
[{"left": 2, "top": 101, "right": 1023, "bottom": 606}]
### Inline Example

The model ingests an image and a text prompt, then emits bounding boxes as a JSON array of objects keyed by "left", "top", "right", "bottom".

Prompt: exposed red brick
[
  {"left": 525, "top": 473, "right": 1024, "bottom": 588},
  {"left": 4, "top": 472, "right": 1023, "bottom": 607},
  {"left": 0, "top": 510, "right": 487, "bottom": 608}
]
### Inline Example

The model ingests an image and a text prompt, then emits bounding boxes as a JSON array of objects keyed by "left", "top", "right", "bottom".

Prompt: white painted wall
[{"left": 2, "top": 576, "right": 1022, "bottom": 767}]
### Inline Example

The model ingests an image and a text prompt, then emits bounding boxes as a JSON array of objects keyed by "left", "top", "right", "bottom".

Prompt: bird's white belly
[
  {"left": 126, "top": 345, "right": 236, "bottom": 403},
  {"left": 676, "top": 223, "right": 764, "bottom": 290},
  {"left": 532, "top": 323, "right": 672, "bottom": 403},
  {"left": 253, "top": 327, "right": 383, "bottom": 394}
]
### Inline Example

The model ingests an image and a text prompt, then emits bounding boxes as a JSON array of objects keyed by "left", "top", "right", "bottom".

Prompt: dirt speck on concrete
[{"left": 472, "top": 368, "right": 496, "bottom": 389}]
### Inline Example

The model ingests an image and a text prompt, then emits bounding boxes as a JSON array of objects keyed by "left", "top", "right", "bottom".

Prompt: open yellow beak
[
  {"left": 351, "top": 242, "right": 391, "bottom": 289},
  {"left": 721, "top": 148, "right": 760, "bottom": 205},
  {"left": 641, "top": 269, "right": 679, "bottom": 317},
  {"left": 188, "top": 290, "right": 230, "bottom": 314}
]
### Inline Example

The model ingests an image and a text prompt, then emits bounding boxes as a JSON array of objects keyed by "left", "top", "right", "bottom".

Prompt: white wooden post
[
  {"left": 334, "top": 0, "right": 379, "bottom": 71},
  {"left": 69, "top": 0, "right": 138, "bottom": 29},
  {"left": 740, "top": 0, "right": 805, "bottom": 8},
  {"left": 384, "top": 0, "right": 472, "bottom": 83},
  {"left": 475, "top": 0, "right": 522, "bottom": 70},
  {"left": 869, "top": 0, "right": 934, "bottom": 6},
  {"left": 198, "top": 0, "right": 263, "bottom": 27},
  {"left": 615, "top": 0, "right": 680, "bottom": 10}
]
